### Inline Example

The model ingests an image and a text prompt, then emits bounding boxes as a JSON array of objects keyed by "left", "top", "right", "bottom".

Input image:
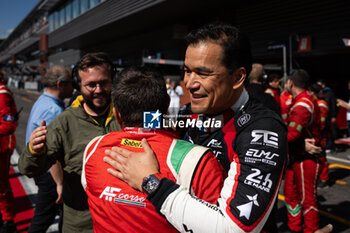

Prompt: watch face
[
  {"left": 146, "top": 179, "right": 158, "bottom": 191},
  {"left": 142, "top": 174, "right": 160, "bottom": 195}
]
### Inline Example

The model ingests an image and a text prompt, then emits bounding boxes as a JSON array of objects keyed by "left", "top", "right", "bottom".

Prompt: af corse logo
[{"left": 100, "top": 186, "right": 146, "bottom": 207}]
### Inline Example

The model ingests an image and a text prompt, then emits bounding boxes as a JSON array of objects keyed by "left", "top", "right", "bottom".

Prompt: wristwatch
[{"left": 142, "top": 174, "right": 160, "bottom": 195}]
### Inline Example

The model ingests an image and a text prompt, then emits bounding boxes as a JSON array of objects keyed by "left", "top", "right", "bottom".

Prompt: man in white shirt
[{"left": 167, "top": 80, "right": 183, "bottom": 121}]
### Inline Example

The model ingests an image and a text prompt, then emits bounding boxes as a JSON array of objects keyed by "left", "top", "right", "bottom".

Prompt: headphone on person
[{"left": 71, "top": 53, "right": 117, "bottom": 91}]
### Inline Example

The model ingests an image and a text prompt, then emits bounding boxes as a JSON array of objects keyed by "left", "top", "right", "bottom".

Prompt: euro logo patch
[{"left": 237, "top": 113, "right": 251, "bottom": 127}]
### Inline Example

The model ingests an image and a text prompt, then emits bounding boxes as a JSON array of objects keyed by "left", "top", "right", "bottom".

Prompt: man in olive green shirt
[{"left": 19, "top": 52, "right": 121, "bottom": 233}]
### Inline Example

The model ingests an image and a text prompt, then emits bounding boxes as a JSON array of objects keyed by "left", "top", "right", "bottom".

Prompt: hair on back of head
[
  {"left": 310, "top": 83, "right": 323, "bottom": 95},
  {"left": 268, "top": 73, "right": 281, "bottom": 83},
  {"left": 41, "top": 66, "right": 71, "bottom": 88},
  {"left": 249, "top": 63, "right": 264, "bottom": 83},
  {"left": 289, "top": 69, "right": 310, "bottom": 89},
  {"left": 112, "top": 66, "right": 168, "bottom": 127}
]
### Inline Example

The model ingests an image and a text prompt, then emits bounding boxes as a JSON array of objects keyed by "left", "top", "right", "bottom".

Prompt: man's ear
[
  {"left": 57, "top": 80, "right": 63, "bottom": 89},
  {"left": 232, "top": 67, "right": 246, "bottom": 90},
  {"left": 113, "top": 107, "right": 123, "bottom": 126}
]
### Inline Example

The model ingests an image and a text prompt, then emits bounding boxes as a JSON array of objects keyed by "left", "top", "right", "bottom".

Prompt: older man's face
[{"left": 184, "top": 42, "right": 243, "bottom": 115}]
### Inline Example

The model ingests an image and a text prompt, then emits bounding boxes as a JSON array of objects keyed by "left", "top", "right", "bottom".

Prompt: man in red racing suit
[
  {"left": 310, "top": 83, "right": 330, "bottom": 186},
  {"left": 82, "top": 128, "right": 224, "bottom": 233},
  {"left": 82, "top": 66, "right": 225, "bottom": 232},
  {"left": 265, "top": 73, "right": 281, "bottom": 105},
  {"left": 284, "top": 70, "right": 323, "bottom": 233},
  {"left": 316, "top": 97, "right": 330, "bottom": 184},
  {"left": 0, "top": 75, "right": 17, "bottom": 230}
]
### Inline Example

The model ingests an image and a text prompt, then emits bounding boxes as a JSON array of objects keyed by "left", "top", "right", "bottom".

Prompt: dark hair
[
  {"left": 112, "top": 66, "right": 168, "bottom": 127},
  {"left": 310, "top": 83, "right": 323, "bottom": 95},
  {"left": 74, "top": 52, "right": 115, "bottom": 83},
  {"left": 0, "top": 72, "right": 4, "bottom": 82},
  {"left": 289, "top": 69, "right": 310, "bottom": 89},
  {"left": 185, "top": 22, "right": 252, "bottom": 76},
  {"left": 268, "top": 73, "right": 281, "bottom": 83}
]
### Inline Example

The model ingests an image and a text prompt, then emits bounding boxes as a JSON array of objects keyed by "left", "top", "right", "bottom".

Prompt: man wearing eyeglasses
[{"left": 19, "top": 52, "right": 121, "bottom": 233}]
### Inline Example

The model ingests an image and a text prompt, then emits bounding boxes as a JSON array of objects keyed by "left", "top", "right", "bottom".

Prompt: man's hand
[
  {"left": 315, "top": 224, "right": 333, "bottom": 233},
  {"left": 337, "top": 98, "right": 350, "bottom": 110},
  {"left": 331, "top": 117, "right": 336, "bottom": 124},
  {"left": 305, "top": 138, "right": 322, "bottom": 154},
  {"left": 104, "top": 138, "right": 159, "bottom": 191},
  {"left": 29, "top": 120, "right": 47, "bottom": 154},
  {"left": 56, "top": 184, "right": 63, "bottom": 204},
  {"left": 50, "top": 161, "right": 63, "bottom": 204}
]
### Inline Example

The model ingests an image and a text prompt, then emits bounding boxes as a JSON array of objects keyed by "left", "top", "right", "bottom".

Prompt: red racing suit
[
  {"left": 316, "top": 98, "right": 329, "bottom": 146},
  {"left": 284, "top": 90, "right": 323, "bottom": 233},
  {"left": 0, "top": 81, "right": 17, "bottom": 221},
  {"left": 147, "top": 90, "right": 288, "bottom": 233},
  {"left": 280, "top": 90, "right": 293, "bottom": 124},
  {"left": 82, "top": 128, "right": 225, "bottom": 233},
  {"left": 265, "top": 87, "right": 280, "bottom": 105},
  {"left": 316, "top": 98, "right": 329, "bottom": 182}
]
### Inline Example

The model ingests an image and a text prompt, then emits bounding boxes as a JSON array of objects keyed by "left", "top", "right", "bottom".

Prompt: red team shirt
[
  {"left": 82, "top": 128, "right": 225, "bottom": 233},
  {"left": 265, "top": 87, "right": 280, "bottom": 105},
  {"left": 0, "top": 82, "right": 17, "bottom": 152},
  {"left": 287, "top": 90, "right": 321, "bottom": 145},
  {"left": 0, "top": 81, "right": 17, "bottom": 221},
  {"left": 316, "top": 98, "right": 329, "bottom": 148}
]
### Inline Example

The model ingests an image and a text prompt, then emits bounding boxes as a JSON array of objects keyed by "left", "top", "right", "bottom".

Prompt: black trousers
[{"left": 28, "top": 172, "right": 62, "bottom": 233}]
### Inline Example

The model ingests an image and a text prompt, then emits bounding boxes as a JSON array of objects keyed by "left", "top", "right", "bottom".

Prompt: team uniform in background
[
  {"left": 284, "top": 90, "right": 323, "bottom": 233},
  {"left": 147, "top": 90, "right": 288, "bottom": 233},
  {"left": 0, "top": 82, "right": 17, "bottom": 222},
  {"left": 347, "top": 98, "right": 350, "bottom": 137},
  {"left": 316, "top": 98, "right": 330, "bottom": 183},
  {"left": 265, "top": 87, "right": 280, "bottom": 105},
  {"left": 280, "top": 90, "right": 293, "bottom": 124},
  {"left": 246, "top": 83, "right": 281, "bottom": 116},
  {"left": 82, "top": 128, "right": 225, "bottom": 233},
  {"left": 322, "top": 86, "right": 338, "bottom": 151}
]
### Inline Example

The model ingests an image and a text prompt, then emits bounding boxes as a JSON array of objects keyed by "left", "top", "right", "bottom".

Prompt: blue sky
[{"left": 0, "top": 0, "right": 40, "bottom": 39}]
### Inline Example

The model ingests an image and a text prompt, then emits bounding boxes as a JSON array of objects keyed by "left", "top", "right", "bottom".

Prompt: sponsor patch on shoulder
[
  {"left": 3, "top": 115, "right": 16, "bottom": 121},
  {"left": 237, "top": 113, "right": 251, "bottom": 127},
  {"left": 121, "top": 138, "right": 142, "bottom": 148}
]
